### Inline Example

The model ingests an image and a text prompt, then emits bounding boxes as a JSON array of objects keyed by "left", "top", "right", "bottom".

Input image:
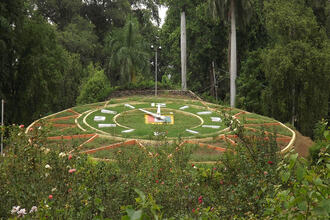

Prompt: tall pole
[
  {"left": 212, "top": 61, "right": 218, "bottom": 102},
  {"left": 230, "top": 0, "right": 237, "bottom": 107},
  {"left": 155, "top": 49, "right": 158, "bottom": 96},
  {"left": 1, "top": 99, "right": 4, "bottom": 156},
  {"left": 181, "top": 10, "right": 187, "bottom": 90}
]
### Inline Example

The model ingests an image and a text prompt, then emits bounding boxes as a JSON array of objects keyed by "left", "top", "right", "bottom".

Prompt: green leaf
[
  {"left": 129, "top": 209, "right": 143, "bottom": 220},
  {"left": 98, "top": 206, "right": 105, "bottom": 212},
  {"left": 295, "top": 165, "right": 305, "bottom": 181},
  {"left": 313, "top": 178, "right": 322, "bottom": 186},
  {"left": 324, "top": 130, "right": 330, "bottom": 141},
  {"left": 314, "top": 199, "right": 330, "bottom": 216},
  {"left": 288, "top": 153, "right": 298, "bottom": 169},
  {"left": 326, "top": 164, "right": 330, "bottom": 170},
  {"left": 281, "top": 171, "right": 290, "bottom": 183},
  {"left": 94, "top": 197, "right": 102, "bottom": 205},
  {"left": 134, "top": 189, "right": 146, "bottom": 205},
  {"left": 297, "top": 201, "right": 307, "bottom": 211}
]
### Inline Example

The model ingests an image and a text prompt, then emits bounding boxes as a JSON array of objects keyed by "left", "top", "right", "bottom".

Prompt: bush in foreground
[{"left": 0, "top": 122, "right": 329, "bottom": 219}]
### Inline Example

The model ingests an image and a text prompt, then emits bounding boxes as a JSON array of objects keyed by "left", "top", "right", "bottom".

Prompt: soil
[{"left": 294, "top": 130, "right": 315, "bottom": 157}]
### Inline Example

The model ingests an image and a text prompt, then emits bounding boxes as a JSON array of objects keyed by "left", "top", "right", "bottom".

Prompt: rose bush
[{"left": 0, "top": 120, "right": 328, "bottom": 219}]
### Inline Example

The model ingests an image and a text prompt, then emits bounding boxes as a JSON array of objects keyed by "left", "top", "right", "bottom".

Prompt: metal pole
[
  {"left": 212, "top": 61, "right": 218, "bottom": 102},
  {"left": 155, "top": 49, "right": 158, "bottom": 96},
  {"left": 1, "top": 99, "right": 4, "bottom": 156}
]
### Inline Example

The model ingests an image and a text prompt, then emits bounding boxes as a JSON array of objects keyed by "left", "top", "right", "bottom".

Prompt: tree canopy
[{"left": 0, "top": 0, "right": 328, "bottom": 137}]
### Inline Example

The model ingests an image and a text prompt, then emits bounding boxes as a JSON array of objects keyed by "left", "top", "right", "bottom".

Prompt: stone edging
[
  {"left": 188, "top": 90, "right": 296, "bottom": 154},
  {"left": 279, "top": 122, "right": 296, "bottom": 154}
]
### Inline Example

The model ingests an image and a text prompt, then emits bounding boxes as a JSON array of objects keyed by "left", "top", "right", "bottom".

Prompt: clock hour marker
[
  {"left": 94, "top": 116, "right": 106, "bottom": 121},
  {"left": 186, "top": 129, "right": 199, "bottom": 134},
  {"left": 124, "top": 104, "right": 135, "bottom": 109}
]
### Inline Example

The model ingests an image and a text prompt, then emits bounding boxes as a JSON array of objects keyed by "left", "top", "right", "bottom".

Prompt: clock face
[{"left": 81, "top": 102, "right": 226, "bottom": 139}]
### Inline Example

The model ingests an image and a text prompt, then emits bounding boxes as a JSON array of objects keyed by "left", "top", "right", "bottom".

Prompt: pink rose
[{"left": 69, "top": 169, "right": 76, "bottom": 173}]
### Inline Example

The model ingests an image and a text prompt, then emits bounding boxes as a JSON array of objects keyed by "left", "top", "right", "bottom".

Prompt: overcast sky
[{"left": 159, "top": 5, "right": 168, "bottom": 27}]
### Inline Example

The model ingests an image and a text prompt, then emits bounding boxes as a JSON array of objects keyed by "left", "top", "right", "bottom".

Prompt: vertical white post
[
  {"left": 230, "top": 0, "right": 237, "bottom": 107},
  {"left": 1, "top": 99, "right": 4, "bottom": 156},
  {"left": 155, "top": 49, "right": 158, "bottom": 96},
  {"left": 212, "top": 61, "right": 218, "bottom": 102},
  {"left": 181, "top": 10, "right": 187, "bottom": 91}
]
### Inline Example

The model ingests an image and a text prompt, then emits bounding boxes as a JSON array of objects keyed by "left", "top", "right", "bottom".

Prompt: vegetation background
[
  {"left": 0, "top": 0, "right": 329, "bottom": 136},
  {"left": 0, "top": 1, "right": 329, "bottom": 218}
]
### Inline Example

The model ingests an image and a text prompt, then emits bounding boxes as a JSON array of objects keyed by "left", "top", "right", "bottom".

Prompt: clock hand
[{"left": 138, "top": 108, "right": 165, "bottom": 120}]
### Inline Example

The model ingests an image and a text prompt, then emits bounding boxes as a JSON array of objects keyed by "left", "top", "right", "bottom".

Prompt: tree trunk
[
  {"left": 230, "top": 0, "right": 237, "bottom": 107},
  {"left": 210, "top": 63, "right": 215, "bottom": 97},
  {"left": 181, "top": 10, "right": 187, "bottom": 91}
]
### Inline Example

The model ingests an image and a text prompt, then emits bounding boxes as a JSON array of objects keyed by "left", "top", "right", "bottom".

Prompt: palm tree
[
  {"left": 181, "top": 8, "right": 187, "bottom": 90},
  {"left": 106, "top": 17, "right": 149, "bottom": 84},
  {"left": 209, "top": 0, "right": 252, "bottom": 107},
  {"left": 162, "top": 0, "right": 188, "bottom": 90}
]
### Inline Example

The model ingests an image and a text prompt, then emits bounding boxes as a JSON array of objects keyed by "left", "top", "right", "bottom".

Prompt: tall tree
[
  {"left": 181, "top": 7, "right": 187, "bottom": 90},
  {"left": 262, "top": 0, "right": 329, "bottom": 136},
  {"left": 105, "top": 17, "right": 150, "bottom": 84},
  {"left": 129, "top": 0, "right": 161, "bottom": 24},
  {"left": 57, "top": 15, "right": 99, "bottom": 65},
  {"left": 32, "top": 0, "right": 82, "bottom": 30},
  {"left": 209, "top": 0, "right": 252, "bottom": 107},
  {"left": 82, "top": 0, "right": 130, "bottom": 41},
  {"left": 161, "top": 0, "right": 189, "bottom": 90}
]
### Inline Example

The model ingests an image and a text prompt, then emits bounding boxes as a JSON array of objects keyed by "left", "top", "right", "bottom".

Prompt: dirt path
[{"left": 294, "top": 130, "right": 315, "bottom": 157}]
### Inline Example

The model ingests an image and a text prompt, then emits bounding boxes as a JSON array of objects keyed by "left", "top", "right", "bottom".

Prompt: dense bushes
[
  {"left": 76, "top": 64, "right": 113, "bottom": 104},
  {"left": 0, "top": 122, "right": 329, "bottom": 219}
]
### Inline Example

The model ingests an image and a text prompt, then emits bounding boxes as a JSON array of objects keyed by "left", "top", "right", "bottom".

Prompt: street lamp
[{"left": 151, "top": 45, "right": 161, "bottom": 96}]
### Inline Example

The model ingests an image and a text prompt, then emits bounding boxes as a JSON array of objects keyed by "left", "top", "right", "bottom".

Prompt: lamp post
[
  {"left": 1, "top": 99, "right": 4, "bottom": 156},
  {"left": 151, "top": 45, "right": 161, "bottom": 96}
]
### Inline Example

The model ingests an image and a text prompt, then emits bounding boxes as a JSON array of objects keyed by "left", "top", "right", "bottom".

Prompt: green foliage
[
  {"left": 261, "top": 40, "right": 329, "bottom": 136},
  {"left": 57, "top": 15, "right": 99, "bottom": 65},
  {"left": 263, "top": 133, "right": 330, "bottom": 219},
  {"left": 0, "top": 7, "right": 83, "bottom": 124},
  {"left": 236, "top": 0, "right": 330, "bottom": 136},
  {"left": 160, "top": 0, "right": 228, "bottom": 98},
  {"left": 313, "top": 119, "right": 329, "bottom": 141},
  {"left": 0, "top": 115, "right": 329, "bottom": 219},
  {"left": 76, "top": 64, "right": 113, "bottom": 104},
  {"left": 264, "top": 0, "right": 322, "bottom": 44},
  {"left": 237, "top": 49, "right": 265, "bottom": 113},
  {"left": 32, "top": 0, "right": 82, "bottom": 30},
  {"left": 105, "top": 17, "right": 150, "bottom": 85},
  {"left": 310, "top": 121, "right": 330, "bottom": 164}
]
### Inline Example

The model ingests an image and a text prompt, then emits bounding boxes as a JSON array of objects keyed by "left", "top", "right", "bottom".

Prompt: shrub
[
  {"left": 263, "top": 130, "right": 330, "bottom": 219},
  {"left": 1, "top": 116, "right": 328, "bottom": 219},
  {"left": 76, "top": 64, "right": 113, "bottom": 104}
]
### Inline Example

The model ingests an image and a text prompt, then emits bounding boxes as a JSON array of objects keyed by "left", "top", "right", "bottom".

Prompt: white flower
[
  {"left": 44, "top": 148, "right": 50, "bottom": 154},
  {"left": 38, "top": 126, "right": 42, "bottom": 130},
  {"left": 45, "top": 164, "right": 51, "bottom": 169},
  {"left": 59, "top": 152, "right": 66, "bottom": 157},
  {"left": 45, "top": 173, "right": 49, "bottom": 177},
  {"left": 29, "top": 206, "right": 37, "bottom": 213},
  {"left": 51, "top": 187, "right": 57, "bottom": 192},
  {"left": 17, "top": 208, "right": 26, "bottom": 217},
  {"left": 11, "top": 206, "right": 20, "bottom": 214}
]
